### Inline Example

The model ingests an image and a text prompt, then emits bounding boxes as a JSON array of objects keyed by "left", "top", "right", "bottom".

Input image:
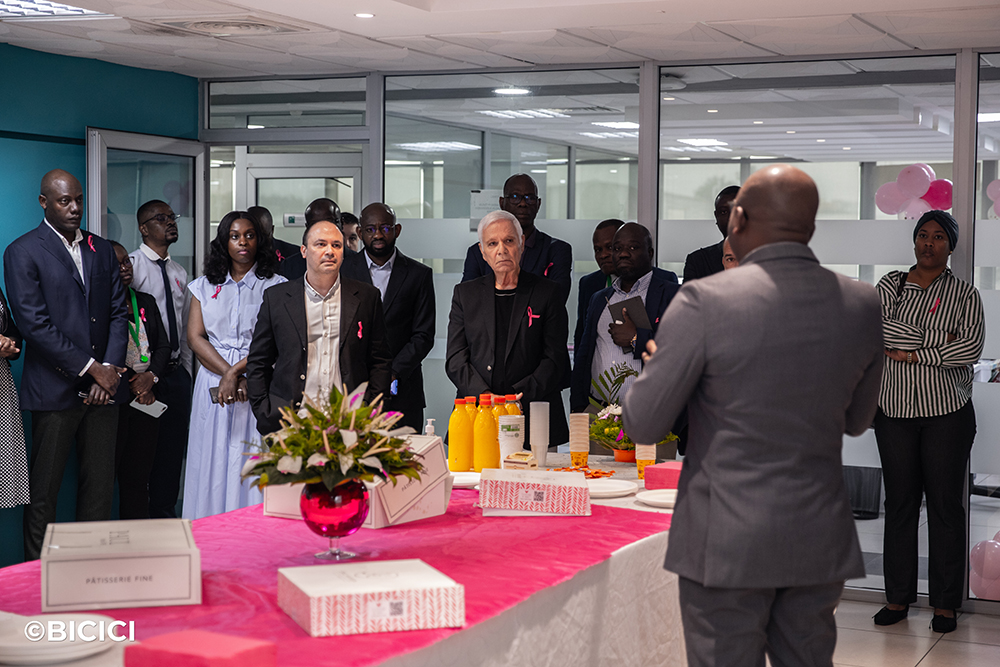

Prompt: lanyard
[{"left": 126, "top": 288, "right": 149, "bottom": 363}]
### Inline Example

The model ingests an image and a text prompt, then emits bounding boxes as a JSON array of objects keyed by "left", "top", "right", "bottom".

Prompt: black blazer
[
  {"left": 341, "top": 250, "right": 435, "bottom": 419},
  {"left": 246, "top": 276, "right": 393, "bottom": 435},
  {"left": 274, "top": 238, "right": 306, "bottom": 281},
  {"left": 129, "top": 289, "right": 170, "bottom": 378},
  {"left": 0, "top": 287, "right": 23, "bottom": 361},
  {"left": 682, "top": 240, "right": 725, "bottom": 283},
  {"left": 461, "top": 229, "right": 573, "bottom": 305},
  {"left": 3, "top": 222, "right": 128, "bottom": 411},
  {"left": 571, "top": 270, "right": 680, "bottom": 412},
  {"left": 446, "top": 271, "right": 570, "bottom": 446}
]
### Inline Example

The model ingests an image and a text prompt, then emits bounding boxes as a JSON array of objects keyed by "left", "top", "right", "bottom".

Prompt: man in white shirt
[
  {"left": 129, "top": 200, "right": 193, "bottom": 518},
  {"left": 342, "top": 203, "right": 435, "bottom": 430},
  {"left": 247, "top": 220, "right": 392, "bottom": 435},
  {"left": 4, "top": 169, "right": 128, "bottom": 559}
]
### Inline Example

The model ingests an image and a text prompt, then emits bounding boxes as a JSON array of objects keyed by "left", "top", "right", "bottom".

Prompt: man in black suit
[
  {"left": 571, "top": 223, "right": 680, "bottom": 414},
  {"left": 249, "top": 205, "right": 304, "bottom": 281},
  {"left": 341, "top": 203, "right": 435, "bottom": 432},
  {"left": 682, "top": 185, "right": 740, "bottom": 282},
  {"left": 447, "top": 211, "right": 570, "bottom": 447},
  {"left": 574, "top": 219, "right": 623, "bottom": 350},
  {"left": 4, "top": 169, "right": 128, "bottom": 559},
  {"left": 246, "top": 219, "right": 392, "bottom": 435},
  {"left": 461, "top": 174, "right": 573, "bottom": 305}
]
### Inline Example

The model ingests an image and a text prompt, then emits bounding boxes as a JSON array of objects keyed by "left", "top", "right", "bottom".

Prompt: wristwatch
[
  {"left": 630, "top": 333, "right": 638, "bottom": 350},
  {"left": 150, "top": 372, "right": 160, "bottom": 384}
]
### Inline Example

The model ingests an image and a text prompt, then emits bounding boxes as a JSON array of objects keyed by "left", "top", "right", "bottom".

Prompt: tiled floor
[{"left": 832, "top": 600, "right": 1000, "bottom": 666}]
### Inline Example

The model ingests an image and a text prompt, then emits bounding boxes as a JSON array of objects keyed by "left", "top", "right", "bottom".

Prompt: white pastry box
[
  {"left": 40, "top": 519, "right": 201, "bottom": 612},
  {"left": 262, "top": 435, "right": 451, "bottom": 528},
  {"left": 277, "top": 559, "right": 464, "bottom": 637},
  {"left": 480, "top": 469, "right": 591, "bottom": 517}
]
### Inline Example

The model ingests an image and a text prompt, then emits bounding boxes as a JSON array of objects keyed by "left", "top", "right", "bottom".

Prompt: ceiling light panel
[
  {"left": 476, "top": 109, "right": 570, "bottom": 119},
  {"left": 0, "top": 0, "right": 108, "bottom": 18}
]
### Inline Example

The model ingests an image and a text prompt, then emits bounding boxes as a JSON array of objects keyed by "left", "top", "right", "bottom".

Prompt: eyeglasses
[
  {"left": 118, "top": 256, "right": 132, "bottom": 268},
  {"left": 140, "top": 213, "right": 180, "bottom": 225},
  {"left": 362, "top": 224, "right": 395, "bottom": 236},
  {"left": 503, "top": 193, "right": 539, "bottom": 204}
]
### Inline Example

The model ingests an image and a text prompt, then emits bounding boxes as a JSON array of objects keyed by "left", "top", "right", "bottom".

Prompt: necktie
[{"left": 156, "top": 259, "right": 179, "bottom": 352}]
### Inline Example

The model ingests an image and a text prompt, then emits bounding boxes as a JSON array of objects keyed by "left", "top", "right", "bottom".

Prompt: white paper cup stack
[
  {"left": 569, "top": 414, "right": 590, "bottom": 453},
  {"left": 498, "top": 415, "right": 525, "bottom": 463},
  {"left": 529, "top": 401, "right": 549, "bottom": 467}
]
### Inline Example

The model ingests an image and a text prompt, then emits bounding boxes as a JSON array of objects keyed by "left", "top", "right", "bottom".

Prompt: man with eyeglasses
[
  {"left": 128, "top": 200, "right": 193, "bottom": 518},
  {"left": 461, "top": 174, "right": 573, "bottom": 305},
  {"left": 571, "top": 224, "right": 679, "bottom": 437},
  {"left": 341, "top": 203, "right": 435, "bottom": 431}
]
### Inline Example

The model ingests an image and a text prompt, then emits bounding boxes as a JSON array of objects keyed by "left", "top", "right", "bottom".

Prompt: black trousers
[
  {"left": 23, "top": 404, "right": 119, "bottom": 560},
  {"left": 115, "top": 403, "right": 160, "bottom": 520},
  {"left": 873, "top": 401, "right": 976, "bottom": 610},
  {"left": 147, "top": 365, "right": 192, "bottom": 518}
]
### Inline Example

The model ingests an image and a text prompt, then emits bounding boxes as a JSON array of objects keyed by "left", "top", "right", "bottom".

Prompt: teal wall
[{"left": 0, "top": 44, "right": 199, "bottom": 568}]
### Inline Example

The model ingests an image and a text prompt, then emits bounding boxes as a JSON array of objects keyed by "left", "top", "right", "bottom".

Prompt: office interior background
[{"left": 1, "top": 0, "right": 1000, "bottom": 615}]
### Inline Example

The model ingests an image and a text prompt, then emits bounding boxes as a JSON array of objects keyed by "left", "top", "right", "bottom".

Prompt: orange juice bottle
[
  {"left": 448, "top": 399, "right": 473, "bottom": 472},
  {"left": 473, "top": 395, "right": 499, "bottom": 471},
  {"left": 505, "top": 394, "right": 521, "bottom": 416},
  {"left": 465, "top": 396, "right": 477, "bottom": 419},
  {"left": 492, "top": 395, "right": 507, "bottom": 423}
]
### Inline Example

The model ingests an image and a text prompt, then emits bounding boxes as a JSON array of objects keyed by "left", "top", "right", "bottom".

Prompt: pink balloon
[
  {"left": 923, "top": 179, "right": 953, "bottom": 210},
  {"left": 971, "top": 539, "right": 1000, "bottom": 579},
  {"left": 995, "top": 199, "right": 1000, "bottom": 219},
  {"left": 897, "top": 165, "right": 933, "bottom": 198},
  {"left": 875, "top": 182, "right": 908, "bottom": 215},
  {"left": 913, "top": 163, "right": 936, "bottom": 181},
  {"left": 987, "top": 179, "right": 1000, "bottom": 202},
  {"left": 970, "top": 571, "right": 1000, "bottom": 601},
  {"left": 900, "top": 197, "right": 931, "bottom": 220}
]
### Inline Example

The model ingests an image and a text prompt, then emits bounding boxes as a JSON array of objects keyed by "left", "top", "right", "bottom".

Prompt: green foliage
[
  {"left": 240, "top": 383, "right": 424, "bottom": 492},
  {"left": 589, "top": 362, "right": 639, "bottom": 409}
]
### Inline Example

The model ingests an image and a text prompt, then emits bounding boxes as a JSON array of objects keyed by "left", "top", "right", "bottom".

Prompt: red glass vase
[{"left": 300, "top": 479, "right": 369, "bottom": 560}]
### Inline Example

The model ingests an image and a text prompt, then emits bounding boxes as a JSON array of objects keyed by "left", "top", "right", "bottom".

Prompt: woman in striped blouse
[{"left": 872, "top": 210, "right": 984, "bottom": 634}]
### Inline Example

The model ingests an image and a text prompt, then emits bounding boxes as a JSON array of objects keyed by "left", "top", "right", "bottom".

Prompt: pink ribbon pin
[
  {"left": 357, "top": 322, "right": 363, "bottom": 339},
  {"left": 211, "top": 285, "right": 222, "bottom": 299},
  {"left": 176, "top": 279, "right": 182, "bottom": 290},
  {"left": 87, "top": 236, "right": 96, "bottom": 252},
  {"left": 655, "top": 317, "right": 660, "bottom": 324},
  {"left": 929, "top": 297, "right": 941, "bottom": 314},
  {"left": 276, "top": 250, "right": 284, "bottom": 262},
  {"left": 527, "top": 306, "right": 540, "bottom": 327},
  {"left": 139, "top": 307, "right": 146, "bottom": 323},
  {"left": 544, "top": 262, "right": 553, "bottom": 277}
]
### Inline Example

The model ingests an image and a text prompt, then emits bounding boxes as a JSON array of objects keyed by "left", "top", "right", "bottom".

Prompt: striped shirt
[
  {"left": 591, "top": 270, "right": 651, "bottom": 403},
  {"left": 877, "top": 267, "right": 985, "bottom": 418}
]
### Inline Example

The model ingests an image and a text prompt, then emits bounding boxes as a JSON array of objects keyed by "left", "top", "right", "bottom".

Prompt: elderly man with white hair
[{"left": 446, "top": 210, "right": 570, "bottom": 447}]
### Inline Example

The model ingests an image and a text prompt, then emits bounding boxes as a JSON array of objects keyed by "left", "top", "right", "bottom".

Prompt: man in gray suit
[{"left": 623, "top": 165, "right": 883, "bottom": 667}]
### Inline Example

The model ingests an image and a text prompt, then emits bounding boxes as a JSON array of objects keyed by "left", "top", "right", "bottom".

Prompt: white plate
[
  {"left": 452, "top": 472, "right": 480, "bottom": 489},
  {"left": 0, "top": 613, "right": 118, "bottom": 665},
  {"left": 635, "top": 489, "right": 678, "bottom": 509},
  {"left": 587, "top": 478, "right": 638, "bottom": 499}
]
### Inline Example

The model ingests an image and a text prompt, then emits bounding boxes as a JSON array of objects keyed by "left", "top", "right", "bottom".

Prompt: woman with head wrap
[{"left": 872, "top": 210, "right": 984, "bottom": 633}]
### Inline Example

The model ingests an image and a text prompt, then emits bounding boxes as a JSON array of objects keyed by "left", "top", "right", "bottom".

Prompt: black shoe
[
  {"left": 931, "top": 613, "right": 957, "bottom": 633},
  {"left": 874, "top": 605, "right": 909, "bottom": 626}
]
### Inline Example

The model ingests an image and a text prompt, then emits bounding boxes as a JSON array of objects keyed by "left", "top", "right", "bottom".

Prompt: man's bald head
[
  {"left": 40, "top": 169, "right": 81, "bottom": 199},
  {"left": 304, "top": 198, "right": 341, "bottom": 228},
  {"left": 727, "top": 165, "right": 818, "bottom": 261}
]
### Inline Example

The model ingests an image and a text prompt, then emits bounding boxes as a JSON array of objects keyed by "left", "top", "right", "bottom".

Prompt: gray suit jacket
[{"left": 623, "top": 242, "right": 883, "bottom": 588}]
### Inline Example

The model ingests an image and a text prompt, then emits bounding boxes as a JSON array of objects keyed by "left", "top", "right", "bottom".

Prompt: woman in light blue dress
[{"left": 182, "top": 211, "right": 286, "bottom": 519}]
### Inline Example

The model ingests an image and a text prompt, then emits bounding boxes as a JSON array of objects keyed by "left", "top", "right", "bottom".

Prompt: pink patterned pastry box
[
  {"left": 643, "top": 461, "right": 683, "bottom": 490},
  {"left": 479, "top": 469, "right": 591, "bottom": 516},
  {"left": 277, "top": 559, "right": 465, "bottom": 637}
]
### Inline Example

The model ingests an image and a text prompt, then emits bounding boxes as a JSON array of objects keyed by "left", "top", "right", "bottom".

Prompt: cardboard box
[
  {"left": 363, "top": 434, "right": 450, "bottom": 529},
  {"left": 643, "top": 461, "right": 683, "bottom": 490},
  {"left": 263, "top": 435, "right": 450, "bottom": 529},
  {"left": 479, "top": 469, "right": 591, "bottom": 516},
  {"left": 41, "top": 519, "right": 201, "bottom": 612},
  {"left": 277, "top": 559, "right": 464, "bottom": 637}
]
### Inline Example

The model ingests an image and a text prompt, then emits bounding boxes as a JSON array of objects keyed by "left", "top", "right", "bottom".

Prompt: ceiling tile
[
  {"left": 565, "top": 23, "right": 773, "bottom": 61},
  {"left": 709, "top": 15, "right": 912, "bottom": 55},
  {"left": 377, "top": 35, "right": 527, "bottom": 68},
  {"left": 433, "top": 30, "right": 636, "bottom": 65}
]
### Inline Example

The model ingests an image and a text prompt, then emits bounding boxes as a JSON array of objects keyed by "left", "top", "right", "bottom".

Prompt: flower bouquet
[
  {"left": 240, "top": 382, "right": 424, "bottom": 492},
  {"left": 589, "top": 364, "right": 677, "bottom": 461}
]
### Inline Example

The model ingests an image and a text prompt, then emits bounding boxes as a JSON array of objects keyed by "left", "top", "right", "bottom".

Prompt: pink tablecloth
[{"left": 0, "top": 490, "right": 670, "bottom": 667}]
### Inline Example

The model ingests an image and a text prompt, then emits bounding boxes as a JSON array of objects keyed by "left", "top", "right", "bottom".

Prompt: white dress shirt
[
  {"left": 591, "top": 270, "right": 652, "bottom": 403},
  {"left": 45, "top": 220, "right": 93, "bottom": 376},
  {"left": 303, "top": 275, "right": 343, "bottom": 404},
  {"left": 130, "top": 243, "right": 192, "bottom": 372},
  {"left": 365, "top": 249, "right": 396, "bottom": 301}
]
